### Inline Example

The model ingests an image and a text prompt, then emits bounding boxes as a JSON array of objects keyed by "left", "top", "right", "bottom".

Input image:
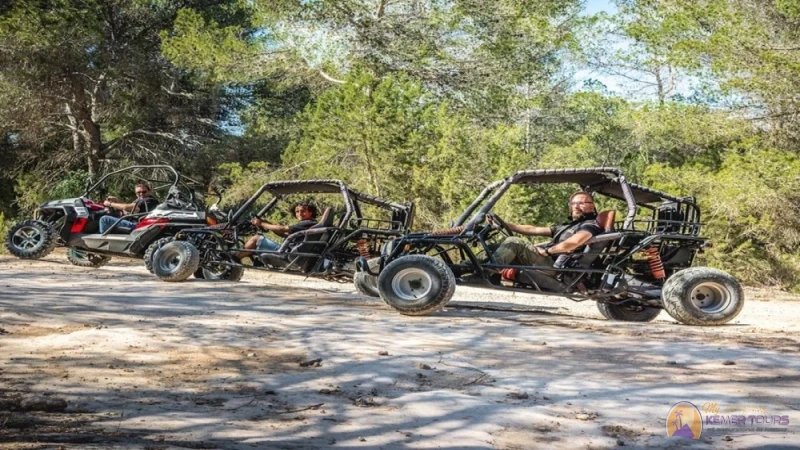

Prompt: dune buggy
[
  {"left": 5, "top": 165, "right": 225, "bottom": 272},
  {"left": 150, "top": 179, "right": 414, "bottom": 288},
  {"left": 363, "top": 167, "right": 744, "bottom": 326}
]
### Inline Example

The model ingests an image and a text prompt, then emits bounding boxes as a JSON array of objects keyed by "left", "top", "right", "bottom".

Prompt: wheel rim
[
  {"left": 391, "top": 268, "right": 433, "bottom": 302},
  {"left": 690, "top": 281, "right": 732, "bottom": 314},
  {"left": 12, "top": 226, "right": 43, "bottom": 251},
  {"left": 157, "top": 246, "right": 184, "bottom": 274}
]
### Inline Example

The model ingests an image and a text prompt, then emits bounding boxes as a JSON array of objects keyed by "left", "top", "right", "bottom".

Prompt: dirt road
[{"left": 1, "top": 251, "right": 799, "bottom": 449}]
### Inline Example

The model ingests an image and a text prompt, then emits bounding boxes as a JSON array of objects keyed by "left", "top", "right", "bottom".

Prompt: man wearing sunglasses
[
  {"left": 98, "top": 183, "right": 160, "bottom": 233},
  {"left": 489, "top": 191, "right": 604, "bottom": 269}
]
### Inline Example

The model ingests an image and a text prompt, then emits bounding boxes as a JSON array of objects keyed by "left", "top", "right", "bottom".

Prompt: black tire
[
  {"left": 597, "top": 302, "right": 661, "bottom": 322},
  {"left": 66, "top": 249, "right": 111, "bottom": 268},
  {"left": 354, "top": 258, "right": 381, "bottom": 297},
  {"left": 143, "top": 236, "right": 174, "bottom": 273},
  {"left": 152, "top": 241, "right": 200, "bottom": 282},
  {"left": 661, "top": 267, "right": 745, "bottom": 326},
  {"left": 354, "top": 271, "right": 380, "bottom": 297},
  {"left": 377, "top": 255, "right": 455, "bottom": 316},
  {"left": 197, "top": 264, "right": 245, "bottom": 282},
  {"left": 6, "top": 220, "right": 58, "bottom": 259}
]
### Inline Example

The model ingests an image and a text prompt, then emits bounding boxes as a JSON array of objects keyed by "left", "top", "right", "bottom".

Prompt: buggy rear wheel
[
  {"left": 377, "top": 255, "right": 455, "bottom": 316},
  {"left": 661, "top": 267, "right": 744, "bottom": 326},
  {"left": 67, "top": 249, "right": 111, "bottom": 268},
  {"left": 152, "top": 241, "right": 200, "bottom": 282},
  {"left": 6, "top": 220, "right": 57, "bottom": 259},
  {"left": 195, "top": 264, "right": 245, "bottom": 281},
  {"left": 597, "top": 302, "right": 661, "bottom": 322}
]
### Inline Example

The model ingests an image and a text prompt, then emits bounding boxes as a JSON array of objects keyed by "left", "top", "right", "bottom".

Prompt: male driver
[
  {"left": 99, "top": 183, "right": 160, "bottom": 233},
  {"left": 239, "top": 202, "right": 318, "bottom": 260},
  {"left": 490, "top": 191, "right": 604, "bottom": 270}
]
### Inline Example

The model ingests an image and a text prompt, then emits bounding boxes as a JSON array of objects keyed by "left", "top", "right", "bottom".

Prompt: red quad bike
[
  {"left": 362, "top": 167, "right": 744, "bottom": 326},
  {"left": 5, "top": 165, "right": 225, "bottom": 275},
  {"left": 150, "top": 179, "right": 413, "bottom": 290}
]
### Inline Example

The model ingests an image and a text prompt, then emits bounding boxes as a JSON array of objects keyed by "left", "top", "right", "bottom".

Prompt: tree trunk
[
  {"left": 71, "top": 84, "right": 103, "bottom": 176},
  {"left": 83, "top": 118, "right": 103, "bottom": 176}
]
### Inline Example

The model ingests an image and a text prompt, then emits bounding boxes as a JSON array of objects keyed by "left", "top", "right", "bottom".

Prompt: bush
[{"left": 644, "top": 147, "right": 800, "bottom": 291}]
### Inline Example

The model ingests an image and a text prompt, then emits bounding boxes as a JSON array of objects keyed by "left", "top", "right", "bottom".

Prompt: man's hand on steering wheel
[{"left": 486, "top": 212, "right": 514, "bottom": 237}]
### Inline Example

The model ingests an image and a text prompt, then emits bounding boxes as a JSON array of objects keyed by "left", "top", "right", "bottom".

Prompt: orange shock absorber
[
  {"left": 430, "top": 226, "right": 465, "bottom": 236},
  {"left": 356, "top": 239, "right": 371, "bottom": 258},
  {"left": 645, "top": 247, "right": 666, "bottom": 279}
]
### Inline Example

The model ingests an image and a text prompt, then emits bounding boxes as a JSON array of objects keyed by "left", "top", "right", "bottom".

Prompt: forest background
[{"left": 1, "top": 0, "right": 799, "bottom": 290}]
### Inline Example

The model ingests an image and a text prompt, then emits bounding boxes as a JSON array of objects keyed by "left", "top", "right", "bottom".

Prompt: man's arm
[
  {"left": 104, "top": 199, "right": 136, "bottom": 212},
  {"left": 538, "top": 230, "right": 595, "bottom": 255},
  {"left": 508, "top": 223, "right": 552, "bottom": 236},
  {"left": 261, "top": 222, "right": 291, "bottom": 237},
  {"left": 251, "top": 218, "right": 291, "bottom": 237}
]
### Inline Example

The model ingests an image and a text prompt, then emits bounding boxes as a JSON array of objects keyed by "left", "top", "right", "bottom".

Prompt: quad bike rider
[
  {"left": 5, "top": 165, "right": 225, "bottom": 272},
  {"left": 363, "top": 167, "right": 744, "bottom": 326}
]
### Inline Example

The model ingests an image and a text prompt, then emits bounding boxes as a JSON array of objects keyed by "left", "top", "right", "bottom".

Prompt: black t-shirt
[
  {"left": 549, "top": 219, "right": 604, "bottom": 246},
  {"left": 133, "top": 197, "right": 160, "bottom": 215},
  {"left": 289, "top": 220, "right": 317, "bottom": 234}
]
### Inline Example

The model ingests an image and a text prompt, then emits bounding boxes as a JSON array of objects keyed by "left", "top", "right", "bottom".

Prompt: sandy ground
[{"left": 1, "top": 249, "right": 799, "bottom": 449}]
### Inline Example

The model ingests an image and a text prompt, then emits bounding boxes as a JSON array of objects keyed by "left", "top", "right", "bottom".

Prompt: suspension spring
[
  {"left": 430, "top": 225, "right": 465, "bottom": 236},
  {"left": 645, "top": 247, "right": 666, "bottom": 279}
]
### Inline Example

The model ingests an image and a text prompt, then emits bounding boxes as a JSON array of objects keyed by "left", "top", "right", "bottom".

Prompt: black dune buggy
[
  {"left": 5, "top": 165, "right": 225, "bottom": 273},
  {"left": 150, "top": 179, "right": 414, "bottom": 289},
  {"left": 361, "top": 167, "right": 744, "bottom": 326}
]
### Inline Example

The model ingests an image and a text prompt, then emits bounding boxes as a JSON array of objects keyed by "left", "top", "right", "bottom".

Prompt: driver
[
  {"left": 98, "top": 183, "right": 160, "bottom": 233},
  {"left": 490, "top": 191, "right": 604, "bottom": 269},
  {"left": 239, "top": 202, "right": 318, "bottom": 259}
]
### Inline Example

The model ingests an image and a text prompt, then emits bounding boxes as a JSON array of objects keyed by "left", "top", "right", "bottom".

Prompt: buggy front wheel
[
  {"left": 152, "top": 241, "right": 200, "bottom": 282},
  {"left": 661, "top": 267, "right": 744, "bottom": 326},
  {"left": 377, "top": 255, "right": 455, "bottom": 316}
]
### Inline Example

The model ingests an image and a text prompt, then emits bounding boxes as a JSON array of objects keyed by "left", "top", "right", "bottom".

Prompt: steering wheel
[
  {"left": 101, "top": 206, "right": 122, "bottom": 218},
  {"left": 487, "top": 212, "right": 514, "bottom": 237},
  {"left": 239, "top": 213, "right": 265, "bottom": 236}
]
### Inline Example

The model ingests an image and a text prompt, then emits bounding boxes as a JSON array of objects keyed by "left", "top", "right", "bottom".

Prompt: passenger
[{"left": 99, "top": 183, "right": 160, "bottom": 233}]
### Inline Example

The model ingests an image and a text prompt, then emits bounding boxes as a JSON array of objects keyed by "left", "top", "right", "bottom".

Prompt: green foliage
[
  {"left": 645, "top": 147, "right": 800, "bottom": 290},
  {"left": 13, "top": 170, "right": 91, "bottom": 214},
  {"left": 0, "top": 212, "right": 10, "bottom": 254},
  {"left": 281, "top": 69, "right": 532, "bottom": 229}
]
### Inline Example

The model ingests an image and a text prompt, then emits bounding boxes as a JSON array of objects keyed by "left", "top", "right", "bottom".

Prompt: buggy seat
[
  {"left": 268, "top": 207, "right": 338, "bottom": 272},
  {"left": 501, "top": 210, "right": 618, "bottom": 291}
]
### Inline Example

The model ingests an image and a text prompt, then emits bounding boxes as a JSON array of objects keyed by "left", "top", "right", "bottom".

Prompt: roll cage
[
  {"left": 379, "top": 167, "right": 705, "bottom": 304},
  {"left": 184, "top": 179, "right": 414, "bottom": 278},
  {"left": 455, "top": 167, "right": 701, "bottom": 236}
]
